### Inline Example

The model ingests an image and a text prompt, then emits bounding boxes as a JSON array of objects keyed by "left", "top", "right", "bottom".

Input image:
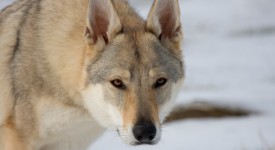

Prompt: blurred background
[{"left": 1, "top": 0, "right": 275, "bottom": 149}]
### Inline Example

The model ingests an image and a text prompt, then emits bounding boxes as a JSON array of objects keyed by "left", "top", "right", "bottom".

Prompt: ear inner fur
[
  {"left": 146, "top": 0, "right": 182, "bottom": 40},
  {"left": 86, "top": 0, "right": 121, "bottom": 44}
]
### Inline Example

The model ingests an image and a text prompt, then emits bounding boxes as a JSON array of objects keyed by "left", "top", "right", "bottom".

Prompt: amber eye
[
  {"left": 154, "top": 78, "right": 167, "bottom": 88},
  {"left": 110, "top": 79, "right": 125, "bottom": 89}
]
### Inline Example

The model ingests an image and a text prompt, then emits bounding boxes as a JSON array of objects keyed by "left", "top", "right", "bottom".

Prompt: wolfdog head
[{"left": 81, "top": 0, "right": 184, "bottom": 145}]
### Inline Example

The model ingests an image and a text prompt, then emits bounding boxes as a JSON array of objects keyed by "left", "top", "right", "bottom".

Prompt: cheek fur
[
  {"left": 159, "top": 80, "right": 184, "bottom": 123},
  {"left": 81, "top": 84, "right": 114, "bottom": 128},
  {"left": 81, "top": 84, "right": 124, "bottom": 129}
]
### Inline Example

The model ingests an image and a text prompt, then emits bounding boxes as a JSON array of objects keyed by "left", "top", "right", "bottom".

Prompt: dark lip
[{"left": 132, "top": 141, "right": 155, "bottom": 146}]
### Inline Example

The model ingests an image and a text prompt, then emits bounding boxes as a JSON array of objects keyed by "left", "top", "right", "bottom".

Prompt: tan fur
[
  {"left": 122, "top": 84, "right": 160, "bottom": 127},
  {"left": 0, "top": 118, "right": 26, "bottom": 150},
  {"left": 123, "top": 90, "right": 137, "bottom": 128},
  {"left": 147, "top": 91, "right": 160, "bottom": 124},
  {"left": 0, "top": 0, "right": 104, "bottom": 149}
]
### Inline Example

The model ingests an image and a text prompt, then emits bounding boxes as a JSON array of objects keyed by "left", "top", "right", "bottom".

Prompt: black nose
[{"left": 133, "top": 122, "right": 156, "bottom": 143}]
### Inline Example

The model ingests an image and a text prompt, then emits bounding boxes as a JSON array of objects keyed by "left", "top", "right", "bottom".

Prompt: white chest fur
[{"left": 34, "top": 98, "right": 104, "bottom": 150}]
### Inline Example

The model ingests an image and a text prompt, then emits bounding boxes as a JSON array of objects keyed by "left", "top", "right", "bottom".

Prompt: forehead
[
  {"left": 104, "top": 32, "right": 179, "bottom": 68},
  {"left": 108, "top": 32, "right": 159, "bottom": 63},
  {"left": 88, "top": 31, "right": 183, "bottom": 83}
]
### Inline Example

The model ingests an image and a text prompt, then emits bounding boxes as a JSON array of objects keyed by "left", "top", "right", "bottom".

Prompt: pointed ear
[
  {"left": 85, "top": 0, "right": 122, "bottom": 45},
  {"left": 146, "top": 0, "right": 182, "bottom": 42}
]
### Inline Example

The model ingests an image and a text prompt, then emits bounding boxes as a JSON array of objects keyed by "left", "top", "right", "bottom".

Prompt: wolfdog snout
[{"left": 133, "top": 121, "right": 157, "bottom": 144}]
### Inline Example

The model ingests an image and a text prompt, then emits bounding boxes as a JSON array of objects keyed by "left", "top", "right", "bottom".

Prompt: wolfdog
[{"left": 0, "top": 0, "right": 184, "bottom": 149}]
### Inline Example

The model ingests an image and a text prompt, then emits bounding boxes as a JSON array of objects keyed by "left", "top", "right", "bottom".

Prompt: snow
[{"left": 1, "top": 0, "right": 275, "bottom": 149}]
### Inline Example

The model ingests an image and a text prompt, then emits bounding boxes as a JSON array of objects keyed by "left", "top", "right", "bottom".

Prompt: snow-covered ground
[{"left": 1, "top": 0, "right": 275, "bottom": 150}]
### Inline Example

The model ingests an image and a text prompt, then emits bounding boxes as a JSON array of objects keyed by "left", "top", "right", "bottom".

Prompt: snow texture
[{"left": 1, "top": 0, "right": 275, "bottom": 149}]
